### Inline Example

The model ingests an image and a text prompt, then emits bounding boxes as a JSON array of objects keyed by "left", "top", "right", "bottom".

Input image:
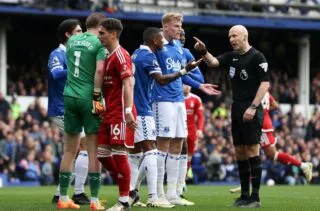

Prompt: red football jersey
[
  {"left": 185, "top": 93, "right": 204, "bottom": 134},
  {"left": 102, "top": 46, "right": 133, "bottom": 123},
  {"left": 261, "top": 92, "right": 276, "bottom": 131}
]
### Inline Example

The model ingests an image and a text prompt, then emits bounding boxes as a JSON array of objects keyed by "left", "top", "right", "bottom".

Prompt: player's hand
[
  {"left": 199, "top": 84, "right": 221, "bottom": 96},
  {"left": 243, "top": 107, "right": 256, "bottom": 122},
  {"left": 185, "top": 58, "right": 203, "bottom": 72},
  {"left": 193, "top": 37, "right": 208, "bottom": 56},
  {"left": 125, "top": 113, "right": 138, "bottom": 130},
  {"left": 92, "top": 92, "right": 104, "bottom": 116},
  {"left": 196, "top": 130, "right": 204, "bottom": 139}
]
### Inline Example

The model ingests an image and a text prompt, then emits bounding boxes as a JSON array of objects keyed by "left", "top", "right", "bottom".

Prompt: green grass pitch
[{"left": 0, "top": 185, "right": 319, "bottom": 211}]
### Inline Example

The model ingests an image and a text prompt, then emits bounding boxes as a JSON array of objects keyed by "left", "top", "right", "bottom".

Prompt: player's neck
[
  {"left": 238, "top": 44, "right": 251, "bottom": 55},
  {"left": 163, "top": 33, "right": 172, "bottom": 42},
  {"left": 108, "top": 41, "right": 120, "bottom": 54},
  {"left": 148, "top": 45, "right": 156, "bottom": 53},
  {"left": 87, "top": 28, "right": 99, "bottom": 36}
]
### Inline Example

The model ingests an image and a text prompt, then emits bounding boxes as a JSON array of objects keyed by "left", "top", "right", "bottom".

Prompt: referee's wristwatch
[{"left": 250, "top": 104, "right": 258, "bottom": 109}]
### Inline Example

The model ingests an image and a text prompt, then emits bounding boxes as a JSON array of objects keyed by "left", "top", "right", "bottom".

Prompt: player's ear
[{"left": 65, "top": 32, "right": 72, "bottom": 39}]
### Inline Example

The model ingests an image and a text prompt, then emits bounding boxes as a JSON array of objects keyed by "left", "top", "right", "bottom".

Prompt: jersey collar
[
  {"left": 59, "top": 44, "right": 66, "bottom": 52},
  {"left": 139, "top": 45, "right": 152, "bottom": 53},
  {"left": 108, "top": 45, "right": 121, "bottom": 57}
]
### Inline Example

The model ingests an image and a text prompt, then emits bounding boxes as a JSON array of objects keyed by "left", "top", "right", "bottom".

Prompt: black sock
[
  {"left": 249, "top": 156, "right": 262, "bottom": 201},
  {"left": 237, "top": 160, "right": 250, "bottom": 200}
]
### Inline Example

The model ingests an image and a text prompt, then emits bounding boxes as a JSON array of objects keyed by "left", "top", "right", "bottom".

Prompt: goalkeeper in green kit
[{"left": 57, "top": 12, "right": 107, "bottom": 210}]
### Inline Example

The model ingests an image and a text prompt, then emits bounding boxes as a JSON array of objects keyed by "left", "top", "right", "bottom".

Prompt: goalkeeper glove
[{"left": 92, "top": 91, "right": 104, "bottom": 115}]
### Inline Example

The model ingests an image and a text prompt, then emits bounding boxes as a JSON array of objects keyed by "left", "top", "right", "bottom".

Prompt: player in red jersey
[
  {"left": 230, "top": 92, "right": 313, "bottom": 193},
  {"left": 184, "top": 85, "right": 204, "bottom": 173},
  {"left": 175, "top": 85, "right": 204, "bottom": 201},
  {"left": 93, "top": 18, "right": 137, "bottom": 211}
]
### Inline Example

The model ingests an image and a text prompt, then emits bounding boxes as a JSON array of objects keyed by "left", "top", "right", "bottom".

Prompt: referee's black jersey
[{"left": 217, "top": 47, "right": 269, "bottom": 102}]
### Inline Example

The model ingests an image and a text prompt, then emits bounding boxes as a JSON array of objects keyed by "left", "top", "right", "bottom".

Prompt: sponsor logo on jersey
[
  {"left": 166, "top": 58, "right": 181, "bottom": 71},
  {"left": 259, "top": 62, "right": 268, "bottom": 72},
  {"left": 229, "top": 66, "right": 235, "bottom": 78},
  {"left": 240, "top": 69, "right": 248, "bottom": 80},
  {"left": 232, "top": 58, "right": 238, "bottom": 61}
]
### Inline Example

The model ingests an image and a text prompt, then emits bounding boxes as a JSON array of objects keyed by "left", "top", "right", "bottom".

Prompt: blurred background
[{"left": 0, "top": 0, "right": 319, "bottom": 187}]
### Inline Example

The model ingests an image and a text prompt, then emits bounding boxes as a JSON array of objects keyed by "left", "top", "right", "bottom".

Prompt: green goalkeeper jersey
[{"left": 64, "top": 32, "right": 106, "bottom": 100}]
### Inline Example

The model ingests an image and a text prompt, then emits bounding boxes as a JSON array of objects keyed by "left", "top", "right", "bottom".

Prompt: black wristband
[
  {"left": 93, "top": 92, "right": 101, "bottom": 101},
  {"left": 250, "top": 104, "right": 258, "bottom": 109}
]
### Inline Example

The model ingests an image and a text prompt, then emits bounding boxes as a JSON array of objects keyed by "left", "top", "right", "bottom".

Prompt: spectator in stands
[
  {"left": 0, "top": 92, "right": 11, "bottom": 123},
  {"left": 18, "top": 150, "right": 40, "bottom": 181},
  {"left": 11, "top": 97, "right": 21, "bottom": 120}
]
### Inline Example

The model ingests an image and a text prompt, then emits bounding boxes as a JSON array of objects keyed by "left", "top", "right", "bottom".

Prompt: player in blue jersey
[
  {"left": 180, "top": 29, "right": 204, "bottom": 83},
  {"left": 48, "top": 19, "right": 90, "bottom": 205},
  {"left": 128, "top": 27, "right": 201, "bottom": 208},
  {"left": 153, "top": 12, "right": 221, "bottom": 206},
  {"left": 176, "top": 28, "right": 206, "bottom": 199}
]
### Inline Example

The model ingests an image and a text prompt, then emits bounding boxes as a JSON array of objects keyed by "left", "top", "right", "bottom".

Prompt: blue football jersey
[
  {"left": 132, "top": 45, "right": 162, "bottom": 116},
  {"left": 47, "top": 44, "right": 68, "bottom": 117},
  {"left": 154, "top": 39, "right": 185, "bottom": 102},
  {"left": 182, "top": 48, "right": 204, "bottom": 83}
]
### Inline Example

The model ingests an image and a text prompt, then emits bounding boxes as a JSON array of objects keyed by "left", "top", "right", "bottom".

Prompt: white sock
[
  {"left": 74, "top": 151, "right": 89, "bottom": 195},
  {"left": 135, "top": 158, "right": 146, "bottom": 190},
  {"left": 128, "top": 152, "right": 143, "bottom": 191},
  {"left": 144, "top": 149, "right": 158, "bottom": 200},
  {"left": 59, "top": 195, "right": 69, "bottom": 202},
  {"left": 157, "top": 150, "right": 167, "bottom": 197},
  {"left": 300, "top": 162, "right": 308, "bottom": 170},
  {"left": 166, "top": 153, "right": 180, "bottom": 199},
  {"left": 55, "top": 185, "right": 60, "bottom": 196},
  {"left": 119, "top": 196, "right": 129, "bottom": 203},
  {"left": 177, "top": 154, "right": 188, "bottom": 196}
]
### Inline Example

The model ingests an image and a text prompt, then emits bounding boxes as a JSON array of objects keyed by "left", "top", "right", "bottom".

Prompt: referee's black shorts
[{"left": 231, "top": 101, "right": 264, "bottom": 146}]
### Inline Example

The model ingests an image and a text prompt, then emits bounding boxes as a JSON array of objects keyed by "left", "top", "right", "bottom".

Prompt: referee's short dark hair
[
  {"left": 143, "top": 27, "right": 161, "bottom": 45},
  {"left": 57, "top": 18, "right": 81, "bottom": 44},
  {"left": 100, "top": 18, "right": 123, "bottom": 39}
]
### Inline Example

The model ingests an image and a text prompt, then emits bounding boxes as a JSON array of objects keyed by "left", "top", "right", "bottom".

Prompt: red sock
[
  {"left": 276, "top": 152, "right": 301, "bottom": 167},
  {"left": 113, "top": 154, "right": 130, "bottom": 197},
  {"left": 98, "top": 156, "right": 118, "bottom": 183}
]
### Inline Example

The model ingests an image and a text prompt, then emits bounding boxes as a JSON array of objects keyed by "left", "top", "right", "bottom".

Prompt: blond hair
[{"left": 162, "top": 12, "right": 183, "bottom": 25}]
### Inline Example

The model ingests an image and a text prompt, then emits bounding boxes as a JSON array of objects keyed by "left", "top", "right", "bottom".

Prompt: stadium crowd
[
  {"left": 1, "top": 0, "right": 319, "bottom": 16},
  {"left": 6, "top": 64, "right": 320, "bottom": 105},
  {"left": 1, "top": 86, "right": 319, "bottom": 186}
]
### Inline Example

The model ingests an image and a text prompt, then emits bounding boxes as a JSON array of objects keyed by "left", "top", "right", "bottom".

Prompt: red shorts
[
  {"left": 260, "top": 131, "right": 276, "bottom": 148},
  {"left": 187, "top": 129, "right": 197, "bottom": 156},
  {"left": 98, "top": 121, "right": 134, "bottom": 148}
]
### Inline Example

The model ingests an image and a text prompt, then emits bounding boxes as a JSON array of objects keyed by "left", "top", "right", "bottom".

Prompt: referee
[{"left": 194, "top": 25, "right": 270, "bottom": 208}]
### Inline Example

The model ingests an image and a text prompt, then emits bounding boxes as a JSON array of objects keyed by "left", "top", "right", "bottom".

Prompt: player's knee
[
  {"left": 235, "top": 146, "right": 247, "bottom": 159},
  {"left": 264, "top": 147, "right": 276, "bottom": 160},
  {"left": 141, "top": 140, "right": 156, "bottom": 152},
  {"left": 246, "top": 144, "right": 260, "bottom": 157}
]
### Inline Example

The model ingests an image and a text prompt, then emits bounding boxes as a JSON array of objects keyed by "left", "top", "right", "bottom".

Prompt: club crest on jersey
[
  {"left": 52, "top": 56, "right": 60, "bottom": 66},
  {"left": 240, "top": 69, "right": 248, "bottom": 80},
  {"left": 163, "top": 126, "right": 170, "bottom": 133},
  {"left": 229, "top": 66, "right": 235, "bottom": 78}
]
